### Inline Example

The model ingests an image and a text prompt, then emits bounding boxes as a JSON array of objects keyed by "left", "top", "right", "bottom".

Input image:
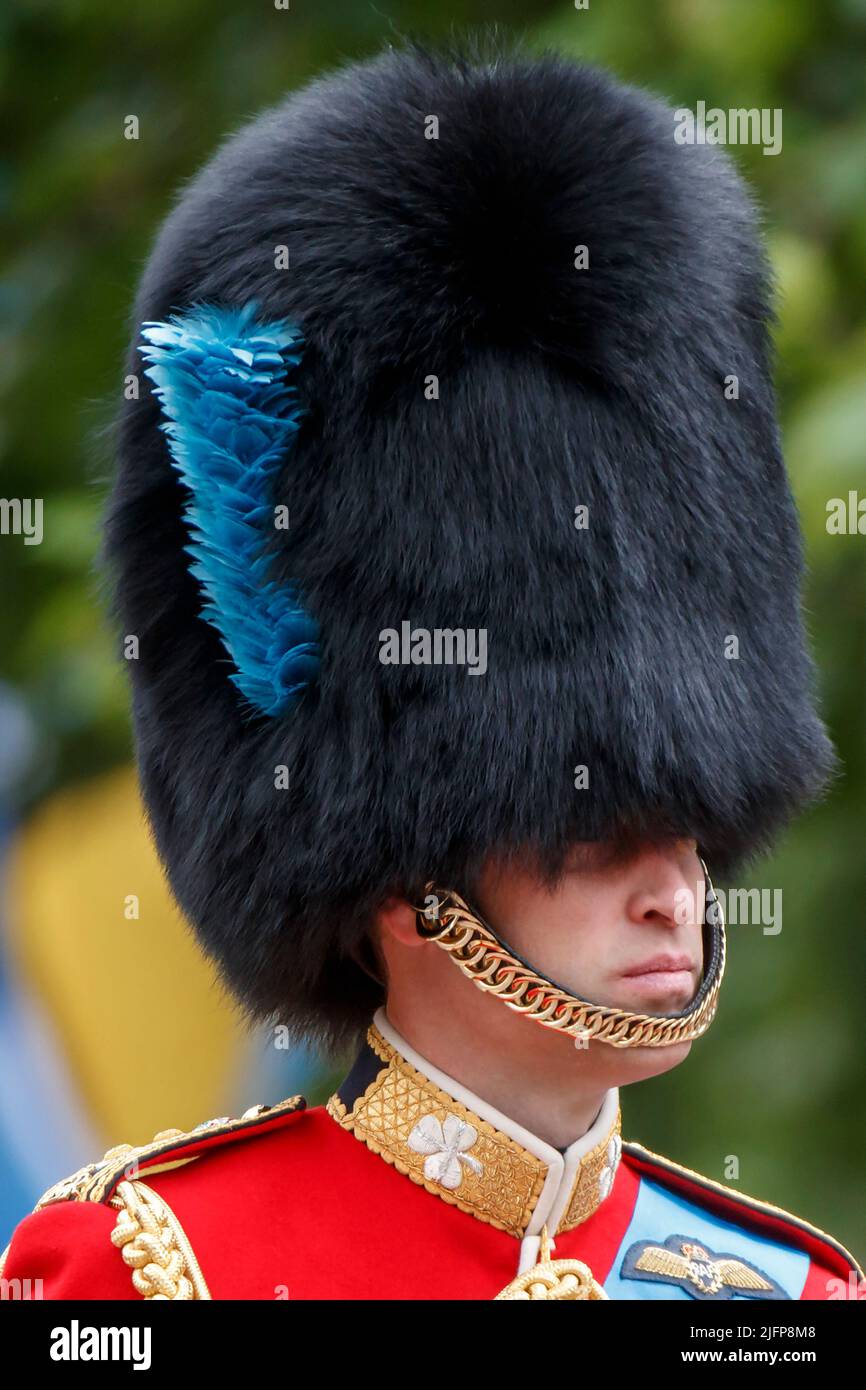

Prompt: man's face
[
  {"left": 471, "top": 838, "right": 705, "bottom": 1016},
  {"left": 377, "top": 835, "right": 710, "bottom": 1096}
]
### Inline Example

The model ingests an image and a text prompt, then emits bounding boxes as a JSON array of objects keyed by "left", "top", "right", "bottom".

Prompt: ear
[
  {"left": 139, "top": 301, "right": 319, "bottom": 717},
  {"left": 376, "top": 897, "right": 424, "bottom": 948}
]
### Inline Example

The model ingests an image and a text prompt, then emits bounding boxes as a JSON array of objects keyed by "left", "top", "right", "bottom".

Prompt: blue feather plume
[{"left": 139, "top": 302, "right": 319, "bottom": 717}]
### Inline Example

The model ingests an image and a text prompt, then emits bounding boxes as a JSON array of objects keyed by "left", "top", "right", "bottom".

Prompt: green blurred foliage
[
  {"left": 1, "top": 0, "right": 864, "bottom": 1256},
  {"left": 535, "top": 0, "right": 866, "bottom": 1258}
]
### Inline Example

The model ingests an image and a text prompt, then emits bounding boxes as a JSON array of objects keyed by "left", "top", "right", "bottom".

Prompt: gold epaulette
[
  {"left": 3, "top": 1095, "right": 307, "bottom": 1300},
  {"left": 34, "top": 1094, "right": 307, "bottom": 1210},
  {"left": 623, "top": 1140, "right": 864, "bottom": 1282}
]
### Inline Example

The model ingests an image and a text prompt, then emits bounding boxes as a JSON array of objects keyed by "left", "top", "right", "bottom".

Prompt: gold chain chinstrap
[{"left": 414, "top": 872, "right": 725, "bottom": 1049}]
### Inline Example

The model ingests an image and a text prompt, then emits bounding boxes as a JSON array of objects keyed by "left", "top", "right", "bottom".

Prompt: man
[{"left": 1, "top": 40, "right": 861, "bottom": 1300}]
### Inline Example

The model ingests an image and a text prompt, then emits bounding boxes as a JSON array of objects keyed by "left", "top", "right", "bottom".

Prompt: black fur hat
[{"left": 106, "top": 40, "right": 834, "bottom": 1054}]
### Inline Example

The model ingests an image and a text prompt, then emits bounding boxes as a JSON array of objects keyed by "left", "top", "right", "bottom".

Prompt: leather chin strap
[{"left": 413, "top": 860, "right": 726, "bottom": 1049}]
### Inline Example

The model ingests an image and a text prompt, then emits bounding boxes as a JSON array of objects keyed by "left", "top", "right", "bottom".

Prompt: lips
[
  {"left": 622, "top": 954, "right": 696, "bottom": 978},
  {"left": 618, "top": 953, "right": 698, "bottom": 1007}
]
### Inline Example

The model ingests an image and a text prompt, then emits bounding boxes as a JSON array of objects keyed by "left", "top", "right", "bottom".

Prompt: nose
[{"left": 622, "top": 841, "right": 699, "bottom": 929}]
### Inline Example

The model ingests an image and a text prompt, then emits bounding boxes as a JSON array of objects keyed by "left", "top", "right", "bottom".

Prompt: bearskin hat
[{"left": 105, "top": 40, "right": 834, "bottom": 1055}]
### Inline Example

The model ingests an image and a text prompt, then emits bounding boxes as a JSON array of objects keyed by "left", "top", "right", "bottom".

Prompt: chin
[{"left": 584, "top": 1038, "right": 694, "bottom": 1087}]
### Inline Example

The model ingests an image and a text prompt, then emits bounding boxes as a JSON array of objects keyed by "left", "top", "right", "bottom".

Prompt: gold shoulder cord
[
  {"left": 414, "top": 860, "right": 725, "bottom": 1049},
  {"left": 495, "top": 1227, "right": 609, "bottom": 1300},
  {"left": 109, "top": 1178, "right": 210, "bottom": 1300}
]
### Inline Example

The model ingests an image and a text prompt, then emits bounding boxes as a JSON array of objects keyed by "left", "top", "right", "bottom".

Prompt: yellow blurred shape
[{"left": 6, "top": 765, "right": 247, "bottom": 1145}]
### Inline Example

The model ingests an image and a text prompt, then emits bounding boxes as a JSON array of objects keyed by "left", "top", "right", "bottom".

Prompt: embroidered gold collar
[{"left": 326, "top": 1009, "right": 622, "bottom": 1240}]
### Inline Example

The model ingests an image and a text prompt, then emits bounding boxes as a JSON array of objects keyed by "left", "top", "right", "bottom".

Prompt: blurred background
[{"left": 1, "top": 0, "right": 864, "bottom": 1260}]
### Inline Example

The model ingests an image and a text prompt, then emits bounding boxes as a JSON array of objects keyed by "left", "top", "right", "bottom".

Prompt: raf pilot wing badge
[{"left": 621, "top": 1234, "right": 790, "bottom": 1300}]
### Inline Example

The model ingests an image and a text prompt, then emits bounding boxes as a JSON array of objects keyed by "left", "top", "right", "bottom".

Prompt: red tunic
[{"left": 2, "top": 1017, "right": 861, "bottom": 1302}]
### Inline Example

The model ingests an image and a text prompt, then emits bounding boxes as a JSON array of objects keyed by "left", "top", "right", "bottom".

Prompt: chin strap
[{"left": 413, "top": 860, "right": 725, "bottom": 1049}]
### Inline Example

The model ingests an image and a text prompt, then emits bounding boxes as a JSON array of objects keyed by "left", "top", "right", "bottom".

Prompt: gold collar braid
[{"left": 413, "top": 861, "right": 725, "bottom": 1049}]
